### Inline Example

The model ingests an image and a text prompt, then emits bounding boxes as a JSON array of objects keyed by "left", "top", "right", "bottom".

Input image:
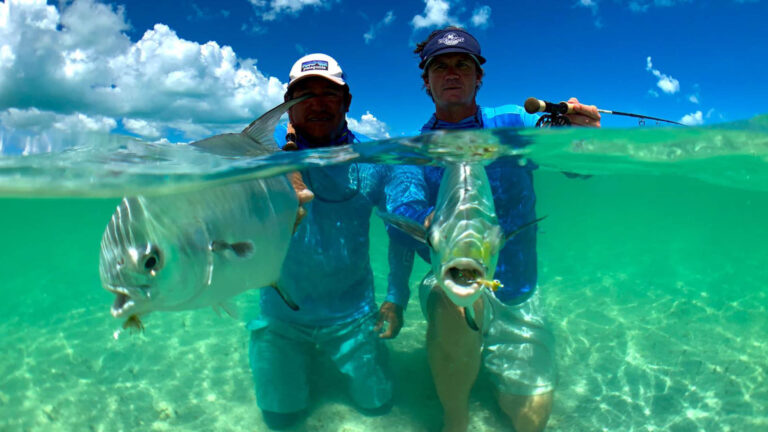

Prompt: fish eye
[
  {"left": 144, "top": 256, "right": 157, "bottom": 270},
  {"left": 142, "top": 247, "right": 163, "bottom": 273}
]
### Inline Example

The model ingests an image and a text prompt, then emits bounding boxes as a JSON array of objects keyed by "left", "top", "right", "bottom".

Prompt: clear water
[{"left": 1, "top": 121, "right": 767, "bottom": 431}]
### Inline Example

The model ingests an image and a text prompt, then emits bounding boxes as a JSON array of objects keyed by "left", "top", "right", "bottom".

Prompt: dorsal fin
[
  {"left": 241, "top": 94, "right": 312, "bottom": 150},
  {"left": 190, "top": 94, "right": 311, "bottom": 157}
]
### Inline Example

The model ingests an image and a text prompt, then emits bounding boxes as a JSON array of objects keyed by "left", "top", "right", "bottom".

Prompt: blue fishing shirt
[
  {"left": 260, "top": 124, "right": 427, "bottom": 326},
  {"left": 409, "top": 105, "right": 542, "bottom": 304}
]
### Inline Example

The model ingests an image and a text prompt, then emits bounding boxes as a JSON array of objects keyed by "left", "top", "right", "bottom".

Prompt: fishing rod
[{"left": 524, "top": 97, "right": 685, "bottom": 127}]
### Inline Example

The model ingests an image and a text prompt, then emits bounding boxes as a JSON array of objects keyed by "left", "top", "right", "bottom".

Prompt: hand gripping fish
[
  {"left": 380, "top": 163, "right": 544, "bottom": 330},
  {"left": 100, "top": 96, "right": 311, "bottom": 332}
]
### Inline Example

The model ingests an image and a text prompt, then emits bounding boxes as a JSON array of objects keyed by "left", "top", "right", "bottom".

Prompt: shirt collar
[{"left": 422, "top": 108, "right": 484, "bottom": 131}]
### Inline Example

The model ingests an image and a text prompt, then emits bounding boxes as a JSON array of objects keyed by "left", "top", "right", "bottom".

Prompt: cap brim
[
  {"left": 287, "top": 73, "right": 347, "bottom": 91},
  {"left": 419, "top": 48, "right": 487, "bottom": 69}
]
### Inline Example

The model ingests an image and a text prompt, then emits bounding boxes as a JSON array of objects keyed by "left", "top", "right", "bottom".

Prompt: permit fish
[
  {"left": 380, "top": 162, "right": 543, "bottom": 330},
  {"left": 100, "top": 96, "right": 312, "bottom": 333}
]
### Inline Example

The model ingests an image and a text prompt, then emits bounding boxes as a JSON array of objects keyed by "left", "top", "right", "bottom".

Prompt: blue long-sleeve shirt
[{"left": 260, "top": 124, "right": 427, "bottom": 326}]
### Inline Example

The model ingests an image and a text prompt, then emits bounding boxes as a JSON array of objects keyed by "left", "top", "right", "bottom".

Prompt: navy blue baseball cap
[{"left": 418, "top": 29, "right": 486, "bottom": 69}]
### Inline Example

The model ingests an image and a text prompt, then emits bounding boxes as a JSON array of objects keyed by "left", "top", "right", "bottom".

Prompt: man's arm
[
  {"left": 375, "top": 238, "right": 413, "bottom": 339},
  {"left": 375, "top": 164, "right": 430, "bottom": 339}
]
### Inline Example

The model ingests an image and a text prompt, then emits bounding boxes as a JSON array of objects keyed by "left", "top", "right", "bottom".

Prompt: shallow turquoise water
[{"left": 1, "top": 123, "right": 767, "bottom": 431}]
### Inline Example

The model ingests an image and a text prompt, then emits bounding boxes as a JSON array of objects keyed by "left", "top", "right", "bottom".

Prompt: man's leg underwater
[
  {"left": 497, "top": 391, "right": 553, "bottom": 432},
  {"left": 426, "top": 287, "right": 484, "bottom": 432},
  {"left": 248, "top": 319, "right": 311, "bottom": 430},
  {"left": 325, "top": 313, "right": 393, "bottom": 415}
]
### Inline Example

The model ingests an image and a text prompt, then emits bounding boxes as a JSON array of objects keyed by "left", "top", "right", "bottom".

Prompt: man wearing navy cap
[
  {"left": 405, "top": 27, "right": 601, "bottom": 432},
  {"left": 246, "top": 53, "right": 428, "bottom": 430}
]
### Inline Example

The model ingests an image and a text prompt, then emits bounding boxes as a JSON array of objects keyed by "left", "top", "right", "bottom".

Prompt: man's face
[
  {"left": 288, "top": 77, "right": 350, "bottom": 143},
  {"left": 423, "top": 53, "right": 481, "bottom": 108}
]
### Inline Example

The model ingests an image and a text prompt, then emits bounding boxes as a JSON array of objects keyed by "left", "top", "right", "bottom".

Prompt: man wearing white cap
[{"left": 246, "top": 53, "right": 428, "bottom": 430}]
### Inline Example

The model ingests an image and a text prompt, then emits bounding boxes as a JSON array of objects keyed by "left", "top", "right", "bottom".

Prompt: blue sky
[{"left": 0, "top": 0, "right": 766, "bottom": 143}]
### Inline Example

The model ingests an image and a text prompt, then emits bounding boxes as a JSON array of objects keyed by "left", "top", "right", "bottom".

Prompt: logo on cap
[
  {"left": 301, "top": 60, "right": 329, "bottom": 72},
  {"left": 437, "top": 33, "right": 464, "bottom": 46}
]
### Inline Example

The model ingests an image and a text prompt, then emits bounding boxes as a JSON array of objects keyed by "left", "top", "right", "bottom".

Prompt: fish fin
[
  {"left": 122, "top": 315, "right": 145, "bottom": 333},
  {"left": 464, "top": 307, "right": 480, "bottom": 332},
  {"left": 189, "top": 95, "right": 311, "bottom": 156},
  {"left": 504, "top": 216, "right": 548, "bottom": 244},
  {"left": 241, "top": 95, "right": 313, "bottom": 151},
  {"left": 218, "top": 300, "right": 240, "bottom": 319},
  {"left": 270, "top": 283, "right": 299, "bottom": 311},
  {"left": 211, "top": 240, "right": 254, "bottom": 259},
  {"left": 212, "top": 305, "right": 223, "bottom": 317},
  {"left": 376, "top": 210, "right": 428, "bottom": 244}
]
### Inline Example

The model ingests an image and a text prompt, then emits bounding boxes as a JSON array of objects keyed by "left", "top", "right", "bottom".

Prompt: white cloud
[
  {"left": 470, "top": 6, "right": 491, "bottom": 28},
  {"left": 647, "top": 89, "right": 660, "bottom": 98},
  {"left": 249, "top": 0, "right": 334, "bottom": 21},
  {"left": 364, "top": 10, "right": 395, "bottom": 44},
  {"left": 575, "top": 0, "right": 602, "bottom": 28},
  {"left": 122, "top": 118, "right": 162, "bottom": 139},
  {"left": 412, "top": 0, "right": 459, "bottom": 29},
  {"left": 0, "top": 107, "right": 116, "bottom": 133},
  {"left": 0, "top": 0, "right": 288, "bottom": 141},
  {"left": 347, "top": 111, "right": 390, "bottom": 140},
  {"left": 688, "top": 84, "right": 701, "bottom": 104},
  {"left": 629, "top": 0, "right": 693, "bottom": 12},
  {"left": 645, "top": 56, "right": 680, "bottom": 95},
  {"left": 680, "top": 110, "right": 703, "bottom": 126},
  {"left": 0, "top": 107, "right": 117, "bottom": 154}
]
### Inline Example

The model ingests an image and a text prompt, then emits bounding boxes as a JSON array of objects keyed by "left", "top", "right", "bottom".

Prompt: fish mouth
[
  {"left": 105, "top": 285, "right": 148, "bottom": 318},
  {"left": 441, "top": 258, "right": 485, "bottom": 305}
]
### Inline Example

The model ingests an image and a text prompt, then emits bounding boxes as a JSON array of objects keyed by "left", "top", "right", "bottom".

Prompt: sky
[{"left": 0, "top": 0, "right": 766, "bottom": 143}]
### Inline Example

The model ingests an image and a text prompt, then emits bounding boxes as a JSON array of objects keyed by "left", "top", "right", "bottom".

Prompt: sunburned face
[
  {"left": 424, "top": 53, "right": 482, "bottom": 110},
  {"left": 288, "top": 77, "right": 351, "bottom": 145}
]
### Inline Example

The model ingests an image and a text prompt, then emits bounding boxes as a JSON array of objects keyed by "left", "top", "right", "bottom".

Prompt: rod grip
[{"left": 524, "top": 97, "right": 573, "bottom": 115}]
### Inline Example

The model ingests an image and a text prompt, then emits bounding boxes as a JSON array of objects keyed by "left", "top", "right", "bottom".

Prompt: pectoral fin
[
  {"left": 464, "top": 306, "right": 479, "bottom": 331},
  {"left": 270, "top": 283, "right": 299, "bottom": 311},
  {"left": 211, "top": 240, "right": 255, "bottom": 259},
  {"left": 213, "top": 300, "right": 240, "bottom": 319},
  {"left": 504, "top": 216, "right": 548, "bottom": 244},
  {"left": 376, "top": 210, "right": 428, "bottom": 244}
]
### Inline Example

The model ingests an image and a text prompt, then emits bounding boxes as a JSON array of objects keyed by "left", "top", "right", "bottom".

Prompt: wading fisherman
[
  {"left": 246, "top": 53, "right": 428, "bottom": 430},
  {"left": 398, "top": 27, "right": 601, "bottom": 432}
]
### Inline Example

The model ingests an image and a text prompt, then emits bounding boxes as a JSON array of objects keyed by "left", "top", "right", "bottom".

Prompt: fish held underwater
[
  {"left": 380, "top": 162, "right": 543, "bottom": 330},
  {"left": 99, "top": 97, "right": 312, "bottom": 332}
]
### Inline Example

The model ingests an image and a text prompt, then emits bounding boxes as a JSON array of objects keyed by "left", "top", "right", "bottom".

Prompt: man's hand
[
  {"left": 565, "top": 97, "right": 601, "bottom": 128},
  {"left": 424, "top": 210, "right": 435, "bottom": 229},
  {"left": 375, "top": 301, "right": 404, "bottom": 339},
  {"left": 288, "top": 171, "right": 314, "bottom": 232}
]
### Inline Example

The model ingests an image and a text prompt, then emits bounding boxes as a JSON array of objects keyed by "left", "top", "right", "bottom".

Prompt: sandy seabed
[{"left": 2, "top": 260, "right": 766, "bottom": 432}]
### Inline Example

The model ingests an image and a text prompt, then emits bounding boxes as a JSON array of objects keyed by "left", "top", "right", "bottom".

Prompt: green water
[{"left": 1, "top": 169, "right": 766, "bottom": 431}]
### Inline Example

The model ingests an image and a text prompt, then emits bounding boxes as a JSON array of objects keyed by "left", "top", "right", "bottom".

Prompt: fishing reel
[
  {"left": 535, "top": 113, "right": 571, "bottom": 128},
  {"left": 526, "top": 98, "right": 573, "bottom": 128}
]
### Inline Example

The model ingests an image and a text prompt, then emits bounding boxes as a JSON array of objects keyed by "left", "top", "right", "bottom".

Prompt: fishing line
[{"left": 524, "top": 97, "right": 685, "bottom": 127}]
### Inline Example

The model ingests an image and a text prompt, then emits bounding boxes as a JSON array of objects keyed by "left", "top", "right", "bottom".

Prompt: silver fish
[
  {"left": 100, "top": 97, "right": 310, "bottom": 331},
  {"left": 381, "top": 162, "right": 543, "bottom": 330}
]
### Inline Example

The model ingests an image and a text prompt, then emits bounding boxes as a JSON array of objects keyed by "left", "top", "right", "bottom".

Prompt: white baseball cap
[{"left": 287, "top": 53, "right": 347, "bottom": 91}]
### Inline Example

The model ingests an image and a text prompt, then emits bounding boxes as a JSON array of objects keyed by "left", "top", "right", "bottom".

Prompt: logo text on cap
[
  {"left": 438, "top": 33, "right": 464, "bottom": 46},
  {"left": 301, "top": 60, "right": 329, "bottom": 72}
]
